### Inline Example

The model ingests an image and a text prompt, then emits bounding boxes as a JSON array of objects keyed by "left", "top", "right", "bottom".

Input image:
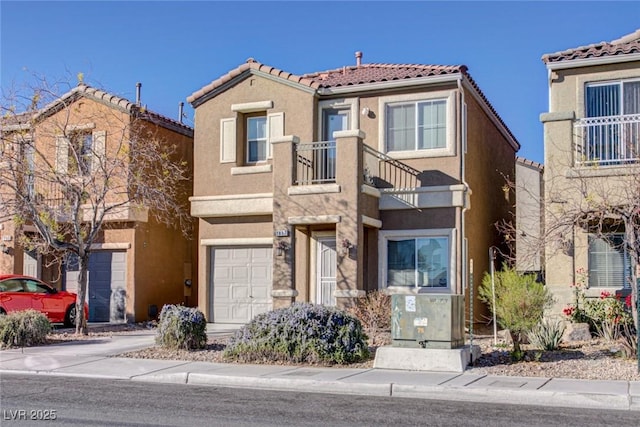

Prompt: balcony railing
[
  {"left": 574, "top": 113, "right": 640, "bottom": 166},
  {"left": 295, "top": 141, "right": 336, "bottom": 185},
  {"left": 363, "top": 145, "right": 419, "bottom": 190}
]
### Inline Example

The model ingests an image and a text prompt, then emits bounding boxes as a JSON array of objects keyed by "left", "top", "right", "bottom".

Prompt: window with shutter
[{"left": 588, "top": 233, "right": 631, "bottom": 288}]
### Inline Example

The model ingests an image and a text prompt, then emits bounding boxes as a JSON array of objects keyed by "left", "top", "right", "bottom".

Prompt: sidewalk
[{"left": 1, "top": 325, "right": 639, "bottom": 412}]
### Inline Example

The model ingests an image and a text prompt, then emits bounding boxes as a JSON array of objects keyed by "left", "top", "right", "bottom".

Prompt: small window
[
  {"left": 246, "top": 116, "right": 268, "bottom": 163},
  {"left": 69, "top": 130, "right": 93, "bottom": 175}
]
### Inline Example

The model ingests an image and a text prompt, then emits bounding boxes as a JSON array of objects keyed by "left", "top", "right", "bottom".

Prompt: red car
[{"left": 0, "top": 274, "right": 87, "bottom": 327}]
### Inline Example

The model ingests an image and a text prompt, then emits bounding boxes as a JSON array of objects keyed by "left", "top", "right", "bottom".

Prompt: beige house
[
  {"left": 541, "top": 30, "right": 640, "bottom": 313},
  {"left": 0, "top": 84, "right": 195, "bottom": 322},
  {"left": 188, "top": 54, "right": 519, "bottom": 325}
]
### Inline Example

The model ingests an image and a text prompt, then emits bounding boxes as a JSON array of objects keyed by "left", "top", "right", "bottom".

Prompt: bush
[
  {"left": 0, "top": 309, "right": 52, "bottom": 348},
  {"left": 223, "top": 303, "right": 370, "bottom": 365},
  {"left": 346, "top": 291, "right": 391, "bottom": 332},
  {"left": 527, "top": 318, "right": 566, "bottom": 351},
  {"left": 155, "top": 304, "right": 207, "bottom": 350},
  {"left": 479, "top": 265, "right": 553, "bottom": 358}
]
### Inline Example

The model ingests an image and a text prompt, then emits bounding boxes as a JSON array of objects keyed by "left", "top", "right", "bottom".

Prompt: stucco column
[
  {"left": 540, "top": 111, "right": 576, "bottom": 314},
  {"left": 334, "top": 130, "right": 367, "bottom": 308},
  {"left": 271, "top": 135, "right": 299, "bottom": 308}
]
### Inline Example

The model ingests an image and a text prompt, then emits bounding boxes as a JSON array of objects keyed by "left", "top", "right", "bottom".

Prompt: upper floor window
[
  {"left": 379, "top": 91, "right": 455, "bottom": 159},
  {"left": 246, "top": 116, "right": 268, "bottom": 163},
  {"left": 69, "top": 130, "right": 93, "bottom": 175},
  {"left": 386, "top": 99, "right": 447, "bottom": 152},
  {"left": 576, "top": 80, "right": 640, "bottom": 166}
]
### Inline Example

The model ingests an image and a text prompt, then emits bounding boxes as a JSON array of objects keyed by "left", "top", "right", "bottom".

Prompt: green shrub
[
  {"left": 0, "top": 309, "right": 52, "bottom": 348},
  {"left": 346, "top": 290, "right": 391, "bottom": 332},
  {"left": 155, "top": 304, "right": 207, "bottom": 350},
  {"left": 479, "top": 265, "right": 553, "bottom": 358},
  {"left": 527, "top": 318, "right": 566, "bottom": 351},
  {"left": 223, "top": 303, "right": 370, "bottom": 365}
]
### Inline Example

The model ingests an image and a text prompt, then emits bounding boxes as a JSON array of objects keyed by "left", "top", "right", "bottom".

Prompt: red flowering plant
[{"left": 562, "top": 270, "right": 633, "bottom": 342}]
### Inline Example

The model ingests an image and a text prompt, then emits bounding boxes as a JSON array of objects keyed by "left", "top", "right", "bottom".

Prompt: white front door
[
  {"left": 23, "top": 250, "right": 39, "bottom": 278},
  {"left": 316, "top": 237, "right": 337, "bottom": 306}
]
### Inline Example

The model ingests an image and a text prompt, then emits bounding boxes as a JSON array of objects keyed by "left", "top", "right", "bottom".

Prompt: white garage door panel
[{"left": 211, "top": 246, "right": 272, "bottom": 324}]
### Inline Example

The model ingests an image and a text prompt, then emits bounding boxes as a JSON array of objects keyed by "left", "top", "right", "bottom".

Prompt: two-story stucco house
[
  {"left": 541, "top": 30, "right": 640, "bottom": 313},
  {"left": 0, "top": 83, "right": 196, "bottom": 322},
  {"left": 188, "top": 54, "right": 519, "bottom": 325}
]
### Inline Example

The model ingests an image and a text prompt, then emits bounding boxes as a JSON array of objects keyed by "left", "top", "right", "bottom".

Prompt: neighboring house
[
  {"left": 515, "top": 157, "right": 543, "bottom": 277},
  {"left": 541, "top": 29, "right": 640, "bottom": 313},
  {"left": 0, "top": 83, "right": 195, "bottom": 322},
  {"left": 187, "top": 54, "right": 519, "bottom": 325}
]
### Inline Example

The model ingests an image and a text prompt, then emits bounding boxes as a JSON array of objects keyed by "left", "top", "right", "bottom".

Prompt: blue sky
[{"left": 2, "top": 1, "right": 639, "bottom": 164}]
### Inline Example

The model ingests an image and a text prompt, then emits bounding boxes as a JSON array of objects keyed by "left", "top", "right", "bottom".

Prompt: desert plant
[
  {"left": 479, "top": 265, "right": 553, "bottom": 359},
  {"left": 0, "top": 309, "right": 52, "bottom": 348},
  {"left": 527, "top": 318, "right": 566, "bottom": 351},
  {"left": 223, "top": 303, "right": 369, "bottom": 365},
  {"left": 346, "top": 291, "right": 391, "bottom": 332},
  {"left": 155, "top": 304, "right": 207, "bottom": 350}
]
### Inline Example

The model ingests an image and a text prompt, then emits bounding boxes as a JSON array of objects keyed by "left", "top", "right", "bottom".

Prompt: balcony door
[{"left": 316, "top": 108, "right": 349, "bottom": 182}]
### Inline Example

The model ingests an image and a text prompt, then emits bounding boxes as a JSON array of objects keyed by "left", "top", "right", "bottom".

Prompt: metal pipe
[
  {"left": 135, "top": 82, "right": 142, "bottom": 105},
  {"left": 178, "top": 102, "right": 184, "bottom": 123}
]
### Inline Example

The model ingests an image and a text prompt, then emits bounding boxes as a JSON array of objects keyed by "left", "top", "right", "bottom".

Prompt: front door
[{"left": 317, "top": 237, "right": 337, "bottom": 306}]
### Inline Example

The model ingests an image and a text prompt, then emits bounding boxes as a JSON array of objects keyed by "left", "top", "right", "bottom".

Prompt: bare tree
[
  {"left": 497, "top": 140, "right": 639, "bottom": 333},
  {"left": 1, "top": 76, "right": 192, "bottom": 334}
]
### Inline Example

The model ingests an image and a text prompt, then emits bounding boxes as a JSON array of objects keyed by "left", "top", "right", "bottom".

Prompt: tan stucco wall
[{"left": 543, "top": 59, "right": 640, "bottom": 314}]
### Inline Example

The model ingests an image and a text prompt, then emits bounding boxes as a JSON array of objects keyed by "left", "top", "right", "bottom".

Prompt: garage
[
  {"left": 65, "top": 250, "right": 127, "bottom": 322},
  {"left": 210, "top": 246, "right": 272, "bottom": 324}
]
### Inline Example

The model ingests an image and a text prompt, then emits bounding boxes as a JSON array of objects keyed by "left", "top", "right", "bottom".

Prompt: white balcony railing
[
  {"left": 295, "top": 141, "right": 336, "bottom": 185},
  {"left": 574, "top": 113, "right": 640, "bottom": 166}
]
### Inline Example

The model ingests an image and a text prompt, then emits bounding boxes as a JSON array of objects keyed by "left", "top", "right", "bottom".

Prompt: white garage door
[{"left": 210, "top": 246, "right": 272, "bottom": 324}]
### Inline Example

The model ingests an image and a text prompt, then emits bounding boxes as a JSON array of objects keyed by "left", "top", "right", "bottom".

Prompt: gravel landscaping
[{"left": 44, "top": 324, "right": 640, "bottom": 382}]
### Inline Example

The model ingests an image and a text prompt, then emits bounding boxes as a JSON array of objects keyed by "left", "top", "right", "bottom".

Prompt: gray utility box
[{"left": 391, "top": 294, "right": 464, "bottom": 349}]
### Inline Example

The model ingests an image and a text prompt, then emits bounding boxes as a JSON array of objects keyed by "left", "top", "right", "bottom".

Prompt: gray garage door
[
  {"left": 210, "top": 246, "right": 272, "bottom": 324},
  {"left": 65, "top": 251, "right": 127, "bottom": 322}
]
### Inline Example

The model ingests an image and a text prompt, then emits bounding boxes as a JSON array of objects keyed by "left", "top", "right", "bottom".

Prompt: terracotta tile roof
[
  {"left": 302, "top": 63, "right": 467, "bottom": 88},
  {"left": 35, "top": 83, "right": 193, "bottom": 137},
  {"left": 188, "top": 58, "right": 518, "bottom": 149},
  {"left": 542, "top": 29, "right": 640, "bottom": 63}
]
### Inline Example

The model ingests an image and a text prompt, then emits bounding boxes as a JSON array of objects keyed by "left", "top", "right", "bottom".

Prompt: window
[
  {"left": 246, "top": 116, "right": 267, "bottom": 163},
  {"left": 588, "top": 233, "right": 631, "bottom": 288},
  {"left": 582, "top": 80, "right": 640, "bottom": 164},
  {"left": 69, "top": 130, "right": 93, "bottom": 175},
  {"left": 386, "top": 99, "right": 447, "bottom": 152},
  {"left": 386, "top": 236, "right": 449, "bottom": 288}
]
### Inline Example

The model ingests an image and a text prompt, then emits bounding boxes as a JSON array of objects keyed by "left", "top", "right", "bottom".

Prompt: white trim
[
  {"left": 317, "top": 98, "right": 359, "bottom": 138},
  {"left": 378, "top": 228, "right": 456, "bottom": 293},
  {"left": 89, "top": 243, "right": 131, "bottom": 250},
  {"left": 201, "top": 237, "right": 273, "bottom": 246},
  {"left": 190, "top": 193, "right": 273, "bottom": 217},
  {"left": 318, "top": 74, "right": 461, "bottom": 95},
  {"left": 68, "top": 123, "right": 96, "bottom": 131},
  {"left": 333, "top": 129, "right": 366, "bottom": 139},
  {"left": 231, "top": 100, "right": 274, "bottom": 113},
  {"left": 288, "top": 184, "right": 340, "bottom": 195},
  {"left": 362, "top": 185, "right": 381, "bottom": 198},
  {"left": 2, "top": 123, "right": 31, "bottom": 131},
  {"left": 231, "top": 164, "right": 272, "bottom": 175},
  {"left": 380, "top": 184, "right": 468, "bottom": 210},
  {"left": 546, "top": 53, "right": 640, "bottom": 71},
  {"left": 271, "top": 289, "right": 299, "bottom": 297},
  {"left": 288, "top": 215, "right": 341, "bottom": 225},
  {"left": 362, "top": 215, "right": 382, "bottom": 229},
  {"left": 378, "top": 90, "right": 456, "bottom": 158},
  {"left": 271, "top": 135, "right": 300, "bottom": 145}
]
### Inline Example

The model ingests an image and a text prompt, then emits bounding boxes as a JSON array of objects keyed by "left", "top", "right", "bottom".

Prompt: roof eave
[
  {"left": 545, "top": 52, "right": 640, "bottom": 70},
  {"left": 316, "top": 74, "right": 462, "bottom": 95}
]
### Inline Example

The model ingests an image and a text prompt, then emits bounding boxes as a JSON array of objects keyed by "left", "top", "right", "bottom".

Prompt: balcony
[
  {"left": 294, "top": 139, "right": 419, "bottom": 190},
  {"left": 574, "top": 113, "right": 640, "bottom": 166}
]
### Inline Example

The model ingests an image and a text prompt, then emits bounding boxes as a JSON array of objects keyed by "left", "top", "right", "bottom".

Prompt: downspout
[{"left": 458, "top": 76, "right": 473, "bottom": 357}]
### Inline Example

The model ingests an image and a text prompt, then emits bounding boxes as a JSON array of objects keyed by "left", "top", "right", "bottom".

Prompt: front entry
[{"left": 316, "top": 236, "right": 337, "bottom": 306}]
